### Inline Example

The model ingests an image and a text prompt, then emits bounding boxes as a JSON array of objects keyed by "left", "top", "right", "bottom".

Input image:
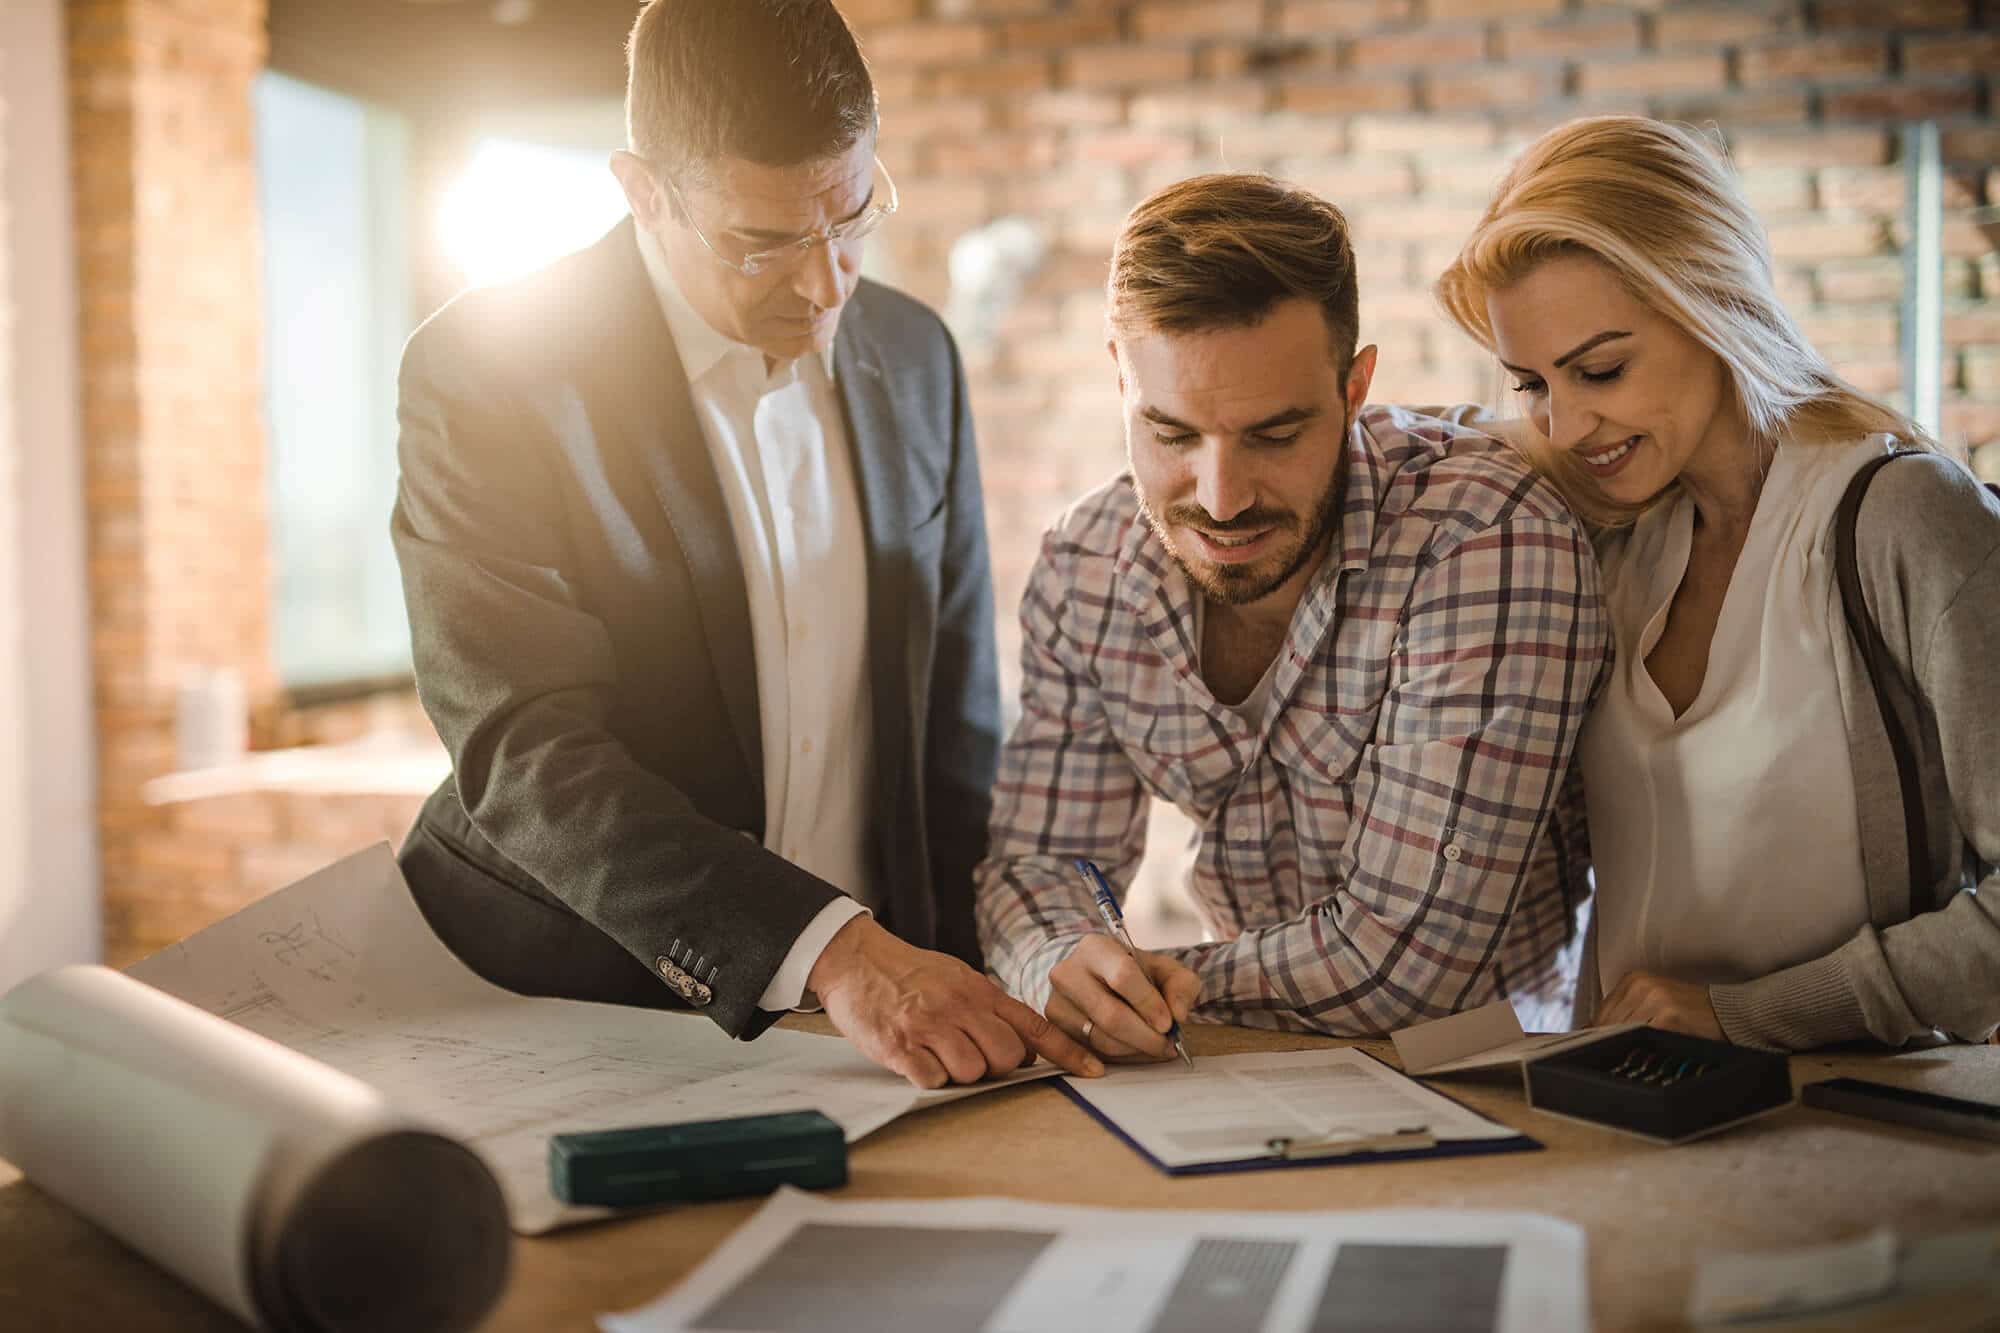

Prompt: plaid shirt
[{"left": 975, "top": 404, "right": 1609, "bottom": 1035}]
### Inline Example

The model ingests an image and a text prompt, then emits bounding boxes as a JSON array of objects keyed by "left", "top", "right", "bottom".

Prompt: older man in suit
[{"left": 391, "top": 0, "right": 1097, "bottom": 1088}]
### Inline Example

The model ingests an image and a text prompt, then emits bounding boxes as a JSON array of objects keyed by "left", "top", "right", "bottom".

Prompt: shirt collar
[{"left": 635, "top": 220, "right": 837, "bottom": 384}]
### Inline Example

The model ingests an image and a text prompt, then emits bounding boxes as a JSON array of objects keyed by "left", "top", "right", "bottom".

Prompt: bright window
[{"left": 254, "top": 72, "right": 413, "bottom": 688}]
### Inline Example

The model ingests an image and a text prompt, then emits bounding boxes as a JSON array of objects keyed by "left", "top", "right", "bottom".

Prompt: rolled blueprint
[{"left": 0, "top": 964, "right": 510, "bottom": 1332}]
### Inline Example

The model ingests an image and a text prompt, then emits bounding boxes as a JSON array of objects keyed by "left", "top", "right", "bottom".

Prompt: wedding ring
[{"left": 1080, "top": 1018, "right": 1095, "bottom": 1045}]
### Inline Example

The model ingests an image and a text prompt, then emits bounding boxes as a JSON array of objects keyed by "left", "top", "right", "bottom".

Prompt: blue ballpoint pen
[{"left": 1073, "top": 858, "right": 1194, "bottom": 1069}]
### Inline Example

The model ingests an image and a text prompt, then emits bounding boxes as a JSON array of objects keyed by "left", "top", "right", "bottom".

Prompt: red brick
[
  {"left": 1737, "top": 36, "right": 1889, "bottom": 84},
  {"left": 1000, "top": 14, "right": 1122, "bottom": 49},
  {"left": 1075, "top": 128, "right": 1197, "bottom": 166},
  {"left": 1195, "top": 111, "right": 1349, "bottom": 160},
  {"left": 1426, "top": 64, "right": 1562, "bottom": 112},
  {"left": 932, "top": 53, "right": 1053, "bottom": 97},
  {"left": 1819, "top": 165, "right": 1981, "bottom": 213},
  {"left": 1729, "top": 127, "right": 1892, "bottom": 168},
  {"left": 1822, "top": 80, "right": 1981, "bottom": 122},
  {"left": 1945, "top": 304, "right": 2000, "bottom": 344},
  {"left": 837, "top": 0, "right": 922, "bottom": 21},
  {"left": 1133, "top": 0, "right": 1267, "bottom": 41},
  {"left": 1347, "top": 26, "right": 1485, "bottom": 68},
  {"left": 1493, "top": 13, "right": 1641, "bottom": 61},
  {"left": 1275, "top": 0, "right": 1416, "bottom": 36},
  {"left": 1428, "top": 0, "right": 1563, "bottom": 17},
  {"left": 1014, "top": 90, "right": 1125, "bottom": 130},
  {"left": 892, "top": 178, "right": 995, "bottom": 233},
  {"left": 886, "top": 97, "right": 990, "bottom": 140},
  {"left": 1650, "top": 3, "right": 1803, "bottom": 50},
  {"left": 1834, "top": 357, "right": 1904, "bottom": 395},
  {"left": 999, "top": 166, "right": 1135, "bottom": 214},
  {"left": 1278, "top": 73, "right": 1417, "bottom": 115},
  {"left": 1942, "top": 127, "right": 2000, "bottom": 166},
  {"left": 1962, "top": 347, "right": 2000, "bottom": 396},
  {"left": 167, "top": 792, "right": 283, "bottom": 842},
  {"left": 1764, "top": 216, "right": 1889, "bottom": 261},
  {"left": 1812, "top": 0, "right": 1971, "bottom": 27},
  {"left": 861, "top": 21, "right": 992, "bottom": 67},
  {"left": 1576, "top": 52, "right": 1728, "bottom": 97},
  {"left": 1938, "top": 217, "right": 2000, "bottom": 259},
  {"left": 1814, "top": 258, "right": 1906, "bottom": 304},
  {"left": 1729, "top": 167, "right": 1814, "bottom": 214},
  {"left": 1902, "top": 33, "right": 2000, "bottom": 77},
  {"left": 1129, "top": 83, "right": 1270, "bottom": 128},
  {"left": 1797, "top": 307, "right": 1900, "bottom": 351},
  {"left": 1941, "top": 399, "right": 2000, "bottom": 447},
  {"left": 1278, "top": 158, "right": 1420, "bottom": 202},
  {"left": 1064, "top": 44, "right": 1198, "bottom": 88},
  {"left": 1351, "top": 114, "right": 1499, "bottom": 155},
  {"left": 1347, "top": 200, "right": 1487, "bottom": 241}
]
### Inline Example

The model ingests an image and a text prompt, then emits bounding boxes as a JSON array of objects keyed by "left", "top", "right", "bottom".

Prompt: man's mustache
[{"left": 1163, "top": 505, "right": 1297, "bottom": 533}]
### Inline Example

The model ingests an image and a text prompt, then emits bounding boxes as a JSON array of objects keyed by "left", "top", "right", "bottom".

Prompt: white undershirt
[
  {"left": 1586, "top": 436, "right": 1889, "bottom": 994},
  {"left": 640, "top": 231, "right": 874, "bottom": 1011},
  {"left": 1193, "top": 595, "right": 1284, "bottom": 732}
]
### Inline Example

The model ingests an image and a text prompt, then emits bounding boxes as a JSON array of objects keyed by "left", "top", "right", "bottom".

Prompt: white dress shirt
[
  {"left": 1585, "top": 437, "right": 1887, "bottom": 995},
  {"left": 638, "top": 230, "right": 876, "bottom": 1011}
]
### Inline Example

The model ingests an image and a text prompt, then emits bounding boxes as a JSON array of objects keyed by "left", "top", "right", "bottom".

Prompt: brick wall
[
  {"left": 69, "top": 0, "right": 275, "bottom": 963},
  {"left": 843, "top": 0, "right": 2000, "bottom": 686}
]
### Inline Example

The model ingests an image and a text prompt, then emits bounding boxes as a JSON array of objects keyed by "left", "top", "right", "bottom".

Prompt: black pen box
[
  {"left": 548, "top": 1109, "right": 847, "bottom": 1208},
  {"left": 1525, "top": 1028, "right": 1792, "bottom": 1144}
]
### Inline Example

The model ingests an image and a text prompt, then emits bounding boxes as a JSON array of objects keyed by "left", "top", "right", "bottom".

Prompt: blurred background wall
[{"left": 3, "top": 0, "right": 1994, "bottom": 977}]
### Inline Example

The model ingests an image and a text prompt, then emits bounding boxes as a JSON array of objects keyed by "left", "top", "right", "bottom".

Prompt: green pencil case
[{"left": 547, "top": 1109, "right": 847, "bottom": 1207}]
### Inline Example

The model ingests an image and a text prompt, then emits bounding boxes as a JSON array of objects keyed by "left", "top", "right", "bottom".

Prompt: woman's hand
[{"left": 1599, "top": 970, "right": 1725, "bottom": 1041}]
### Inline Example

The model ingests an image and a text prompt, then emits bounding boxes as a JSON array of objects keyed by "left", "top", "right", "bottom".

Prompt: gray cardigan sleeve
[{"left": 1710, "top": 454, "right": 2000, "bottom": 1050}]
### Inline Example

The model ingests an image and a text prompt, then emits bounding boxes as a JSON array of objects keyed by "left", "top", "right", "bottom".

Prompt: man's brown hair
[
  {"left": 626, "top": 0, "right": 876, "bottom": 182},
  {"left": 1108, "top": 173, "right": 1360, "bottom": 372}
]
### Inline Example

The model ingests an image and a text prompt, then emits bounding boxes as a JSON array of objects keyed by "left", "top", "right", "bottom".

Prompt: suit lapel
[
  {"left": 594, "top": 221, "right": 763, "bottom": 787},
  {"left": 834, "top": 295, "right": 921, "bottom": 893}
]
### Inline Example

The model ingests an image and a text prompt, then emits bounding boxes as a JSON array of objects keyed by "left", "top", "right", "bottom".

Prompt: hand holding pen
[{"left": 1039, "top": 858, "right": 1199, "bottom": 1068}]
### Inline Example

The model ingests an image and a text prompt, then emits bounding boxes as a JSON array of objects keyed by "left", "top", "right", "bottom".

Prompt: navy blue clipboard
[{"left": 1052, "top": 1052, "right": 1542, "bottom": 1177}]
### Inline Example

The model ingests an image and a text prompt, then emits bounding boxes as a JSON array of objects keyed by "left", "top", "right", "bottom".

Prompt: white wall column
[{"left": 0, "top": 0, "right": 100, "bottom": 991}]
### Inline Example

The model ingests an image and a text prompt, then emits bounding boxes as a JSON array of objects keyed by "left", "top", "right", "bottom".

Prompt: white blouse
[{"left": 1585, "top": 436, "right": 1891, "bottom": 994}]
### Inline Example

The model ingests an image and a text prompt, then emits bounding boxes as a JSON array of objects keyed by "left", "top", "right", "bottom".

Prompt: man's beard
[{"left": 1138, "top": 451, "right": 1346, "bottom": 608}]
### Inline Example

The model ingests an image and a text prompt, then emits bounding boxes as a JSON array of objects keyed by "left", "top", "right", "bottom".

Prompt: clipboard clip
[{"left": 1264, "top": 1125, "right": 1436, "bottom": 1160}]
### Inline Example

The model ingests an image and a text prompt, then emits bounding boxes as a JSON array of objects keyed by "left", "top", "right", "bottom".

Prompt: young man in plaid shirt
[{"left": 974, "top": 174, "right": 1610, "bottom": 1056}]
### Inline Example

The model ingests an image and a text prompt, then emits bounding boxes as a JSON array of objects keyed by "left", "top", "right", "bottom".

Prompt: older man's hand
[{"left": 808, "top": 916, "right": 1104, "bottom": 1088}]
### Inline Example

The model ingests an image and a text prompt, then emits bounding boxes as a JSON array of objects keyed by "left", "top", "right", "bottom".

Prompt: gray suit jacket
[{"left": 390, "top": 219, "right": 1000, "bottom": 1040}]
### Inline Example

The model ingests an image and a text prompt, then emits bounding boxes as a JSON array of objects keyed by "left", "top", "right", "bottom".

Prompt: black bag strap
[
  {"left": 1832, "top": 450, "right": 1930, "bottom": 904},
  {"left": 1832, "top": 449, "right": 2000, "bottom": 904}
]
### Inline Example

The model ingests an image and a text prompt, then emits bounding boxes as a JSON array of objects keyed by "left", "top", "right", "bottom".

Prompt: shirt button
[
  {"left": 800, "top": 738, "right": 814, "bottom": 756},
  {"left": 1443, "top": 843, "right": 1463, "bottom": 862}
]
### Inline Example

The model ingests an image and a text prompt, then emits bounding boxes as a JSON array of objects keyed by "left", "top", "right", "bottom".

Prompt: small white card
[{"left": 1390, "top": 1001, "right": 1642, "bottom": 1077}]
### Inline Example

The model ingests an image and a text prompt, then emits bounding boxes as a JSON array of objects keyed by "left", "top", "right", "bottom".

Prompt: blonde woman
[{"left": 1435, "top": 115, "right": 2000, "bottom": 1051}]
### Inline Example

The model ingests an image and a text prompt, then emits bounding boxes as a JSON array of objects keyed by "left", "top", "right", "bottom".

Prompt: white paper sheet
[
  {"left": 126, "top": 842, "right": 1054, "bottom": 1233},
  {"left": 602, "top": 1188, "right": 1589, "bottom": 1333},
  {"left": 1060, "top": 1047, "right": 1521, "bottom": 1168},
  {"left": 0, "top": 965, "right": 511, "bottom": 1332},
  {"left": 1391, "top": 1000, "right": 1643, "bottom": 1077}
]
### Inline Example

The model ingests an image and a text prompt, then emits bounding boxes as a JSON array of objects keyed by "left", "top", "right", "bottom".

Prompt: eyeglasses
[{"left": 662, "top": 156, "right": 898, "bottom": 278}]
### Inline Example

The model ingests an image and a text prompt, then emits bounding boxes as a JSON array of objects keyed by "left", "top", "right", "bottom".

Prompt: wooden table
[{"left": 4, "top": 1018, "right": 1997, "bottom": 1331}]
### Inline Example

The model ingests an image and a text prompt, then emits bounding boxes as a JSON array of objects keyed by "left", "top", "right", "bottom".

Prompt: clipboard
[{"left": 1053, "top": 1047, "right": 1542, "bottom": 1177}]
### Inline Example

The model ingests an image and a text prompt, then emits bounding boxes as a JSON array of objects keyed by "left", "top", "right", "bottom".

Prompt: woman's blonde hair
[{"left": 1435, "top": 114, "right": 1926, "bottom": 524}]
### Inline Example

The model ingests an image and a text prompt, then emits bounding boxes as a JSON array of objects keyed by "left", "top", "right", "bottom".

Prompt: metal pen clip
[{"left": 1264, "top": 1125, "right": 1436, "bottom": 1161}]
